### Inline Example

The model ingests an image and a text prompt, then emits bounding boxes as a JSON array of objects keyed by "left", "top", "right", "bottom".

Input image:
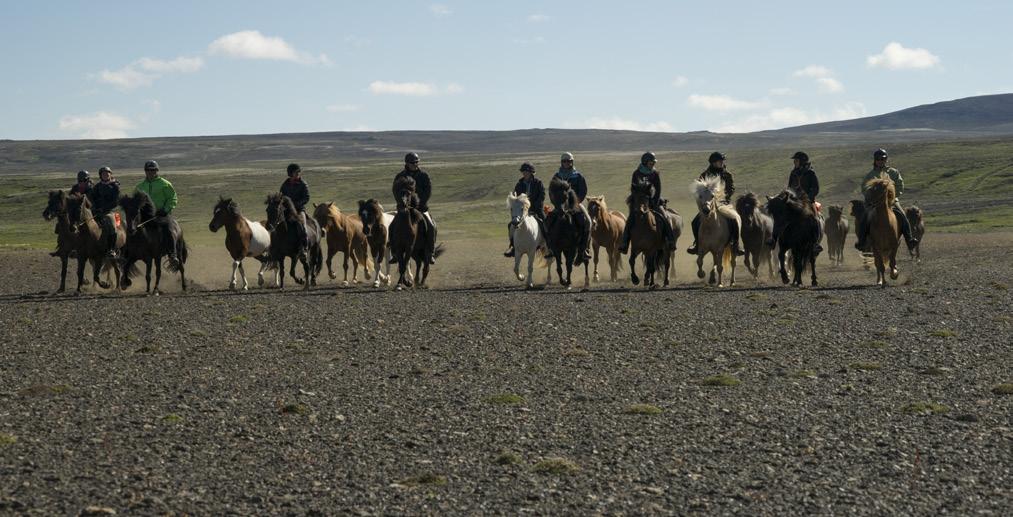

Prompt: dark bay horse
[
  {"left": 824, "top": 204, "right": 849, "bottom": 266},
  {"left": 209, "top": 197, "right": 271, "bottom": 290},
  {"left": 65, "top": 194, "right": 126, "bottom": 293},
  {"left": 43, "top": 190, "right": 77, "bottom": 292},
  {"left": 626, "top": 179, "right": 671, "bottom": 288},
  {"left": 736, "top": 192, "right": 775, "bottom": 280},
  {"left": 265, "top": 193, "right": 322, "bottom": 289},
  {"left": 119, "top": 191, "right": 188, "bottom": 294},
  {"left": 905, "top": 205, "right": 924, "bottom": 261},
  {"left": 389, "top": 177, "right": 444, "bottom": 290},
  {"left": 358, "top": 199, "right": 394, "bottom": 288},
  {"left": 546, "top": 177, "right": 589, "bottom": 289},
  {"left": 766, "top": 189, "right": 821, "bottom": 287}
]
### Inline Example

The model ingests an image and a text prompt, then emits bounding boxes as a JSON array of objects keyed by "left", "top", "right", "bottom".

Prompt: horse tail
[
  {"left": 313, "top": 244, "right": 323, "bottom": 275},
  {"left": 432, "top": 242, "right": 447, "bottom": 259},
  {"left": 166, "top": 236, "right": 188, "bottom": 273},
  {"left": 123, "top": 257, "right": 140, "bottom": 280},
  {"left": 722, "top": 244, "right": 732, "bottom": 270}
]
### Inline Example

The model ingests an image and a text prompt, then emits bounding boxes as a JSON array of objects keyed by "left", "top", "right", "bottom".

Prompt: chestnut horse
[
  {"left": 389, "top": 176, "right": 443, "bottom": 289},
  {"left": 586, "top": 195, "right": 625, "bottom": 283},
  {"left": 864, "top": 178, "right": 901, "bottom": 287},
  {"left": 209, "top": 197, "right": 271, "bottom": 290},
  {"left": 312, "top": 202, "right": 370, "bottom": 285}
]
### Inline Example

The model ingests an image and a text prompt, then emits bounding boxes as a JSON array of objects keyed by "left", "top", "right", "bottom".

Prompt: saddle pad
[{"left": 113, "top": 212, "right": 122, "bottom": 228}]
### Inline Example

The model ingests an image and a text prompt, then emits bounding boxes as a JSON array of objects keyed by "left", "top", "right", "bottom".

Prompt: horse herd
[{"left": 41, "top": 175, "right": 924, "bottom": 295}]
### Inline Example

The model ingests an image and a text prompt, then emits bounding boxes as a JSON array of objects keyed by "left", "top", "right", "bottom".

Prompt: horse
[
  {"left": 691, "top": 176, "right": 737, "bottom": 287},
  {"left": 546, "top": 177, "right": 589, "bottom": 289},
  {"left": 905, "top": 205, "right": 924, "bottom": 261},
  {"left": 864, "top": 178, "right": 901, "bottom": 287},
  {"left": 824, "top": 204, "right": 849, "bottom": 266},
  {"left": 64, "top": 194, "right": 125, "bottom": 293},
  {"left": 586, "top": 195, "right": 626, "bottom": 283},
  {"left": 264, "top": 193, "right": 323, "bottom": 290},
  {"left": 358, "top": 199, "right": 396, "bottom": 288},
  {"left": 312, "top": 202, "right": 370, "bottom": 285},
  {"left": 209, "top": 197, "right": 271, "bottom": 290},
  {"left": 507, "top": 192, "right": 551, "bottom": 289},
  {"left": 388, "top": 176, "right": 444, "bottom": 290},
  {"left": 765, "top": 189, "right": 820, "bottom": 287},
  {"left": 735, "top": 192, "right": 775, "bottom": 280},
  {"left": 43, "top": 190, "right": 78, "bottom": 292},
  {"left": 625, "top": 180, "right": 673, "bottom": 288},
  {"left": 119, "top": 191, "right": 188, "bottom": 294}
]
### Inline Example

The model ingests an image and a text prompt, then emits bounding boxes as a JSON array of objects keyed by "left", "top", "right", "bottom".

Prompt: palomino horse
[
  {"left": 546, "top": 177, "right": 589, "bottom": 289},
  {"left": 358, "top": 199, "right": 396, "bottom": 288},
  {"left": 735, "top": 192, "right": 774, "bottom": 280},
  {"left": 312, "top": 202, "right": 370, "bottom": 285},
  {"left": 65, "top": 194, "right": 126, "bottom": 293},
  {"left": 119, "top": 191, "right": 188, "bottom": 294},
  {"left": 864, "top": 178, "right": 901, "bottom": 287},
  {"left": 626, "top": 180, "right": 673, "bottom": 288},
  {"left": 389, "top": 176, "right": 443, "bottom": 290},
  {"left": 507, "top": 192, "right": 550, "bottom": 289},
  {"left": 691, "top": 176, "right": 737, "bottom": 287},
  {"left": 766, "top": 189, "right": 820, "bottom": 287},
  {"left": 905, "top": 205, "right": 924, "bottom": 261},
  {"left": 264, "top": 193, "right": 323, "bottom": 290},
  {"left": 209, "top": 197, "right": 271, "bottom": 290},
  {"left": 43, "top": 190, "right": 78, "bottom": 293},
  {"left": 586, "top": 195, "right": 625, "bottom": 283},
  {"left": 824, "top": 204, "right": 849, "bottom": 266}
]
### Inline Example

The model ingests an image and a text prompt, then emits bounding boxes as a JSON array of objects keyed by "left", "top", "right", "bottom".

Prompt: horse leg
[
  {"left": 278, "top": 257, "right": 285, "bottom": 289},
  {"left": 729, "top": 249, "right": 737, "bottom": 287},
  {"left": 238, "top": 261, "right": 249, "bottom": 290},
  {"left": 526, "top": 252, "right": 535, "bottom": 289},
  {"left": 58, "top": 255, "right": 68, "bottom": 293},
  {"left": 810, "top": 252, "right": 818, "bottom": 287},
  {"left": 792, "top": 250, "right": 805, "bottom": 287},
  {"left": 645, "top": 253, "right": 656, "bottom": 289},
  {"left": 415, "top": 257, "right": 425, "bottom": 289},
  {"left": 384, "top": 246, "right": 393, "bottom": 285},
  {"left": 230, "top": 260, "right": 239, "bottom": 290},
  {"left": 301, "top": 253, "right": 311, "bottom": 290},
  {"left": 326, "top": 248, "right": 337, "bottom": 280},
  {"left": 371, "top": 249, "right": 383, "bottom": 288},
  {"left": 629, "top": 250, "right": 640, "bottom": 286},
  {"left": 592, "top": 243, "right": 600, "bottom": 283},
  {"left": 290, "top": 255, "right": 303, "bottom": 285},
  {"left": 583, "top": 253, "right": 590, "bottom": 290},
  {"left": 153, "top": 257, "right": 163, "bottom": 295},
  {"left": 93, "top": 258, "right": 109, "bottom": 290},
  {"left": 889, "top": 248, "right": 899, "bottom": 281},
  {"left": 514, "top": 253, "right": 524, "bottom": 282},
  {"left": 715, "top": 251, "right": 724, "bottom": 288},
  {"left": 342, "top": 251, "right": 350, "bottom": 286},
  {"left": 777, "top": 246, "right": 789, "bottom": 284},
  {"left": 564, "top": 253, "right": 574, "bottom": 290},
  {"left": 75, "top": 256, "right": 86, "bottom": 293},
  {"left": 557, "top": 254, "right": 566, "bottom": 287}
]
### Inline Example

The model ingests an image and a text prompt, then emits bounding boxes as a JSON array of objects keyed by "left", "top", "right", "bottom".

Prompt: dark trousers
[{"left": 96, "top": 213, "right": 117, "bottom": 253}]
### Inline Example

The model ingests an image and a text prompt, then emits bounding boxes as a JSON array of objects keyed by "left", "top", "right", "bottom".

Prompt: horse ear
[{"left": 765, "top": 195, "right": 773, "bottom": 201}]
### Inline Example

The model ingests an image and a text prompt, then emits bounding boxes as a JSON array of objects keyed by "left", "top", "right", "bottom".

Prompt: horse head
[
  {"left": 312, "top": 202, "right": 336, "bottom": 230},
  {"left": 692, "top": 177, "right": 720, "bottom": 216},
  {"left": 65, "top": 193, "right": 92, "bottom": 232},
  {"left": 120, "top": 191, "right": 156, "bottom": 235},
  {"left": 394, "top": 176, "right": 417, "bottom": 212},
  {"left": 209, "top": 196, "right": 239, "bottom": 233},
  {"left": 358, "top": 199, "right": 383, "bottom": 235},
  {"left": 864, "top": 178, "right": 895, "bottom": 207},
  {"left": 905, "top": 205, "right": 923, "bottom": 225},
  {"left": 827, "top": 205, "right": 844, "bottom": 220},
  {"left": 849, "top": 199, "right": 865, "bottom": 219},
  {"left": 508, "top": 192, "right": 530, "bottom": 225},
  {"left": 735, "top": 192, "right": 759, "bottom": 218},
  {"left": 264, "top": 193, "right": 296, "bottom": 231},
  {"left": 587, "top": 195, "right": 605, "bottom": 230},
  {"left": 629, "top": 180, "right": 654, "bottom": 215},
  {"left": 43, "top": 190, "right": 67, "bottom": 221},
  {"left": 548, "top": 177, "right": 572, "bottom": 210}
]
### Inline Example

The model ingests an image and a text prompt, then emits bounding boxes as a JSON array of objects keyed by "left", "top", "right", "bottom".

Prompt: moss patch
[
  {"left": 532, "top": 457, "right": 580, "bottom": 475},
  {"left": 902, "top": 401, "right": 950, "bottom": 415},
  {"left": 991, "top": 383, "right": 1013, "bottom": 395},
  {"left": 279, "top": 403, "right": 309, "bottom": 415},
  {"left": 929, "top": 328, "right": 956, "bottom": 338},
  {"left": 493, "top": 451, "right": 522, "bottom": 465},
  {"left": 701, "top": 374, "right": 741, "bottom": 387},
  {"left": 624, "top": 403, "right": 662, "bottom": 415},
  {"left": 0, "top": 433, "right": 17, "bottom": 446}
]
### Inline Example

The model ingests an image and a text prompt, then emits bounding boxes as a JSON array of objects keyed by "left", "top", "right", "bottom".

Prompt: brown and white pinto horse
[{"left": 209, "top": 197, "right": 271, "bottom": 290}]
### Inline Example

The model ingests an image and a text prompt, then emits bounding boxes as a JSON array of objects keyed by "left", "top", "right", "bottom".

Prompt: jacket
[
  {"left": 862, "top": 166, "right": 904, "bottom": 196},
  {"left": 90, "top": 180, "right": 121, "bottom": 215},
  {"left": 136, "top": 176, "right": 178, "bottom": 214},
  {"left": 553, "top": 169, "right": 587, "bottom": 203},
  {"left": 393, "top": 168, "right": 432, "bottom": 212},
  {"left": 788, "top": 166, "right": 820, "bottom": 203},
  {"left": 631, "top": 167, "right": 662, "bottom": 208},
  {"left": 699, "top": 166, "right": 735, "bottom": 203},
  {"left": 280, "top": 178, "right": 310, "bottom": 212},
  {"left": 513, "top": 177, "right": 546, "bottom": 218}
]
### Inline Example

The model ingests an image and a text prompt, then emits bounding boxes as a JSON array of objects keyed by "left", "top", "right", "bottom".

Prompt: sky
[{"left": 2, "top": 0, "right": 1011, "bottom": 140}]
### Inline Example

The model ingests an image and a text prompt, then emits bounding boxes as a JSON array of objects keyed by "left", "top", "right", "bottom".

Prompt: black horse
[
  {"left": 736, "top": 192, "right": 775, "bottom": 279},
  {"left": 43, "top": 190, "right": 77, "bottom": 292},
  {"left": 119, "top": 191, "right": 188, "bottom": 294},
  {"left": 546, "top": 177, "right": 589, "bottom": 289},
  {"left": 766, "top": 189, "right": 821, "bottom": 287},
  {"left": 264, "top": 193, "right": 322, "bottom": 289}
]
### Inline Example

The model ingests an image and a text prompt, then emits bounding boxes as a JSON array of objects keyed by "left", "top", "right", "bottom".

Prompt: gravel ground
[{"left": 1, "top": 233, "right": 1011, "bottom": 515}]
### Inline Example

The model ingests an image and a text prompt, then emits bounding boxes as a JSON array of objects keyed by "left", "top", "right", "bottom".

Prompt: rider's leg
[
  {"left": 893, "top": 202, "right": 916, "bottom": 246},
  {"left": 686, "top": 214, "right": 701, "bottom": 254},
  {"left": 726, "top": 216, "right": 745, "bottom": 255},
  {"left": 424, "top": 211, "right": 437, "bottom": 264},
  {"left": 504, "top": 222, "right": 516, "bottom": 257},
  {"left": 617, "top": 215, "right": 634, "bottom": 253}
]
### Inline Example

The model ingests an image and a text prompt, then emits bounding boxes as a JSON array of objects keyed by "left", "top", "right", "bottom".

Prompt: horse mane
[
  {"left": 735, "top": 192, "right": 759, "bottom": 216},
  {"left": 214, "top": 196, "right": 240, "bottom": 216},
  {"left": 865, "top": 178, "right": 896, "bottom": 207},
  {"left": 394, "top": 176, "right": 416, "bottom": 194},
  {"left": 587, "top": 195, "right": 605, "bottom": 211},
  {"left": 849, "top": 199, "right": 865, "bottom": 219},
  {"left": 905, "top": 205, "right": 922, "bottom": 222},
  {"left": 691, "top": 175, "right": 725, "bottom": 203},
  {"left": 124, "top": 190, "right": 157, "bottom": 219},
  {"left": 265, "top": 192, "right": 299, "bottom": 221},
  {"left": 508, "top": 192, "right": 531, "bottom": 213},
  {"left": 827, "top": 205, "right": 844, "bottom": 219},
  {"left": 628, "top": 179, "right": 655, "bottom": 209},
  {"left": 548, "top": 177, "right": 571, "bottom": 208}
]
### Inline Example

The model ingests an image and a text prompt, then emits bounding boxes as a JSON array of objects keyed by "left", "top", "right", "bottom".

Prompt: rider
[
  {"left": 91, "top": 166, "right": 121, "bottom": 257},
  {"left": 686, "top": 152, "right": 744, "bottom": 256},
  {"left": 504, "top": 161, "right": 547, "bottom": 257},
  {"left": 788, "top": 151, "right": 823, "bottom": 254},
  {"left": 393, "top": 152, "right": 437, "bottom": 264},
  {"left": 855, "top": 148, "right": 918, "bottom": 251},
  {"left": 552, "top": 152, "right": 592, "bottom": 264},
  {"left": 70, "top": 170, "right": 94, "bottom": 197},
  {"left": 281, "top": 163, "right": 311, "bottom": 247},
  {"left": 135, "top": 160, "right": 180, "bottom": 264},
  {"left": 617, "top": 152, "right": 676, "bottom": 253}
]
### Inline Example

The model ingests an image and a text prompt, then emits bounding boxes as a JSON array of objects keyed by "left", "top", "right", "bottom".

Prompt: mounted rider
[
  {"left": 771, "top": 151, "right": 823, "bottom": 254},
  {"left": 280, "top": 163, "right": 311, "bottom": 247},
  {"left": 855, "top": 148, "right": 918, "bottom": 251},
  {"left": 70, "top": 170, "right": 94, "bottom": 197},
  {"left": 135, "top": 160, "right": 180, "bottom": 265},
  {"left": 550, "top": 152, "right": 591, "bottom": 264},
  {"left": 393, "top": 152, "right": 437, "bottom": 264},
  {"left": 504, "top": 161, "right": 547, "bottom": 257},
  {"left": 617, "top": 152, "right": 677, "bottom": 253},
  {"left": 687, "top": 152, "right": 745, "bottom": 256},
  {"left": 91, "top": 166, "right": 121, "bottom": 257}
]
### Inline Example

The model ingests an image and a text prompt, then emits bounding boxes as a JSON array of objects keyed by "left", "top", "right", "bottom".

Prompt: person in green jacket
[
  {"left": 854, "top": 149, "right": 918, "bottom": 251},
  {"left": 135, "top": 160, "right": 181, "bottom": 264}
]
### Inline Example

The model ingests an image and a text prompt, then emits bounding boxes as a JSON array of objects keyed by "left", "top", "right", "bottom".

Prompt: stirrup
[
  {"left": 503, "top": 248, "right": 515, "bottom": 257},
  {"left": 686, "top": 244, "right": 698, "bottom": 255}
]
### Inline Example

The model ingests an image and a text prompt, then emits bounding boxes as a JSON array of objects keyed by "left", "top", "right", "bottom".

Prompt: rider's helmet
[
  {"left": 143, "top": 160, "right": 159, "bottom": 172},
  {"left": 286, "top": 163, "right": 301, "bottom": 176},
  {"left": 560, "top": 152, "right": 574, "bottom": 163},
  {"left": 77, "top": 170, "right": 90, "bottom": 182},
  {"left": 519, "top": 162, "right": 535, "bottom": 173},
  {"left": 790, "top": 151, "right": 809, "bottom": 163},
  {"left": 640, "top": 152, "right": 657, "bottom": 165},
  {"left": 404, "top": 152, "right": 420, "bottom": 164},
  {"left": 98, "top": 166, "right": 112, "bottom": 175},
  {"left": 708, "top": 151, "right": 726, "bottom": 164},
  {"left": 873, "top": 148, "right": 888, "bottom": 161}
]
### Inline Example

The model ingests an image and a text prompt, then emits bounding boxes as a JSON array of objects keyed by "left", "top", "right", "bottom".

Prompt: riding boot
[
  {"left": 617, "top": 217, "right": 634, "bottom": 253},
  {"left": 162, "top": 223, "right": 178, "bottom": 265},
  {"left": 504, "top": 223, "right": 516, "bottom": 257},
  {"left": 727, "top": 217, "right": 746, "bottom": 256},
  {"left": 426, "top": 214, "right": 437, "bottom": 265},
  {"left": 894, "top": 204, "right": 917, "bottom": 248},
  {"left": 686, "top": 214, "right": 701, "bottom": 254},
  {"left": 578, "top": 212, "right": 592, "bottom": 265}
]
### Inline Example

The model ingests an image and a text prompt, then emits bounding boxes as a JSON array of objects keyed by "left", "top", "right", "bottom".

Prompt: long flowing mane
[
  {"left": 123, "top": 190, "right": 157, "bottom": 221},
  {"left": 691, "top": 175, "right": 725, "bottom": 204},
  {"left": 507, "top": 192, "right": 531, "bottom": 215},
  {"left": 864, "top": 178, "right": 896, "bottom": 207},
  {"left": 548, "top": 177, "right": 573, "bottom": 209},
  {"left": 265, "top": 192, "right": 299, "bottom": 222},
  {"left": 735, "top": 192, "right": 759, "bottom": 217}
]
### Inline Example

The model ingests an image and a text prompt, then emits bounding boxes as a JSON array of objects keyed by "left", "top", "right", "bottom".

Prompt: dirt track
[{"left": 1, "top": 233, "right": 1011, "bottom": 515}]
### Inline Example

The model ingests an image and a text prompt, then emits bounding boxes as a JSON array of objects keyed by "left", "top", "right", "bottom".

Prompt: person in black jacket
[
  {"left": 70, "top": 170, "right": 93, "bottom": 197},
  {"left": 770, "top": 152, "right": 823, "bottom": 254},
  {"left": 617, "top": 152, "right": 676, "bottom": 253},
  {"left": 551, "top": 152, "right": 591, "bottom": 264},
  {"left": 504, "top": 162, "right": 547, "bottom": 257},
  {"left": 393, "top": 152, "right": 437, "bottom": 264},
  {"left": 687, "top": 152, "right": 744, "bottom": 256},
  {"left": 281, "top": 163, "right": 311, "bottom": 247},
  {"left": 92, "top": 166, "right": 121, "bottom": 256}
]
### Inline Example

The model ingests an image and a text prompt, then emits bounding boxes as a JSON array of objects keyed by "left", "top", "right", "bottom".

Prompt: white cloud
[
  {"left": 325, "top": 104, "right": 359, "bottom": 113},
  {"left": 208, "top": 30, "right": 330, "bottom": 65},
  {"left": 672, "top": 76, "right": 689, "bottom": 88},
  {"left": 714, "top": 102, "right": 868, "bottom": 133},
  {"left": 367, "top": 81, "right": 462, "bottom": 96},
  {"left": 833, "top": 101, "right": 868, "bottom": 119},
  {"left": 343, "top": 125, "right": 377, "bottom": 132},
  {"left": 527, "top": 14, "right": 550, "bottom": 23},
  {"left": 816, "top": 77, "right": 844, "bottom": 93},
  {"left": 570, "top": 117, "right": 674, "bottom": 132},
  {"left": 769, "top": 87, "right": 795, "bottom": 96},
  {"left": 137, "top": 56, "right": 204, "bottom": 74},
  {"left": 95, "top": 55, "right": 204, "bottom": 90},
  {"left": 58, "top": 112, "right": 135, "bottom": 139},
  {"left": 98, "top": 67, "right": 156, "bottom": 90},
  {"left": 793, "top": 65, "right": 833, "bottom": 78},
  {"left": 867, "top": 42, "right": 941, "bottom": 70},
  {"left": 792, "top": 64, "right": 844, "bottom": 94},
  {"left": 430, "top": 4, "right": 452, "bottom": 16},
  {"left": 687, "top": 94, "right": 767, "bottom": 111}
]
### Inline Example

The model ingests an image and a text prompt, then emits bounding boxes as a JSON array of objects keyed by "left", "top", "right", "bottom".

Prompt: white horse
[
  {"left": 691, "top": 176, "right": 739, "bottom": 287},
  {"left": 507, "top": 193, "right": 551, "bottom": 289}
]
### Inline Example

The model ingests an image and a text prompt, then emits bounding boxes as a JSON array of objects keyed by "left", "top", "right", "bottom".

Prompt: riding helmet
[
  {"left": 790, "top": 151, "right": 809, "bottom": 163},
  {"left": 873, "top": 148, "right": 888, "bottom": 160},
  {"left": 404, "top": 152, "right": 420, "bottom": 164},
  {"left": 560, "top": 152, "right": 574, "bottom": 162},
  {"left": 708, "top": 151, "right": 726, "bottom": 164},
  {"left": 640, "top": 152, "right": 657, "bottom": 165},
  {"left": 144, "top": 160, "right": 159, "bottom": 171},
  {"left": 287, "top": 163, "right": 301, "bottom": 176},
  {"left": 519, "top": 162, "right": 536, "bottom": 173},
  {"left": 98, "top": 166, "right": 112, "bottom": 175},
  {"left": 77, "top": 170, "right": 90, "bottom": 182}
]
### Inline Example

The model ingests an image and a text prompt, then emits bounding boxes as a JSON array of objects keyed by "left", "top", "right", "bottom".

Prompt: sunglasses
[
  {"left": 561, "top": 159, "right": 573, "bottom": 163},
  {"left": 407, "top": 161, "right": 420, "bottom": 165}
]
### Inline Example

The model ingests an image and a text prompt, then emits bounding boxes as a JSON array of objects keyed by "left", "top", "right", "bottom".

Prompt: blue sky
[{"left": 2, "top": 0, "right": 1011, "bottom": 140}]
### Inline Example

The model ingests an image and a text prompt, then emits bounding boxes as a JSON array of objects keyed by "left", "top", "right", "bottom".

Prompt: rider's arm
[
  {"left": 574, "top": 175, "right": 587, "bottom": 203},
  {"left": 162, "top": 182, "right": 178, "bottom": 214},
  {"left": 893, "top": 169, "right": 904, "bottom": 197},
  {"left": 417, "top": 173, "right": 432, "bottom": 208}
]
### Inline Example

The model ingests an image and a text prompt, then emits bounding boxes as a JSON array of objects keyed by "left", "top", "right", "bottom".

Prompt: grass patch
[
  {"left": 532, "top": 457, "right": 580, "bottom": 475},
  {"left": 920, "top": 366, "right": 949, "bottom": 376},
  {"left": 873, "top": 326, "right": 897, "bottom": 338},
  {"left": 991, "top": 383, "right": 1013, "bottom": 395},
  {"left": 859, "top": 340, "right": 889, "bottom": 349},
  {"left": 0, "top": 433, "right": 17, "bottom": 446},
  {"left": 701, "top": 374, "right": 741, "bottom": 387},
  {"left": 483, "top": 393, "right": 525, "bottom": 405},
  {"left": 902, "top": 401, "right": 950, "bottom": 415},
  {"left": 748, "top": 351, "right": 770, "bottom": 358},
  {"left": 493, "top": 451, "right": 522, "bottom": 466},
  {"left": 929, "top": 328, "right": 956, "bottom": 338},
  {"left": 746, "top": 293, "right": 767, "bottom": 301},
  {"left": 125, "top": 333, "right": 139, "bottom": 342},
  {"left": 563, "top": 346, "right": 591, "bottom": 357},
  {"left": 18, "top": 384, "right": 69, "bottom": 397},
  {"left": 279, "top": 403, "right": 309, "bottom": 415},
  {"left": 991, "top": 281, "right": 1008, "bottom": 290},
  {"left": 400, "top": 473, "right": 448, "bottom": 486},
  {"left": 189, "top": 329, "right": 206, "bottom": 337},
  {"left": 624, "top": 403, "right": 662, "bottom": 415},
  {"left": 162, "top": 414, "right": 183, "bottom": 423},
  {"left": 229, "top": 314, "right": 249, "bottom": 324},
  {"left": 790, "top": 370, "right": 817, "bottom": 379},
  {"left": 849, "top": 361, "right": 882, "bottom": 371}
]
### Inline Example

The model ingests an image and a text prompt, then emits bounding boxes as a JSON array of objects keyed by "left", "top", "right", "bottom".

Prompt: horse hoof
[
  {"left": 696, "top": 270, "right": 705, "bottom": 279},
  {"left": 229, "top": 283, "right": 236, "bottom": 291},
  {"left": 98, "top": 281, "right": 111, "bottom": 289},
  {"left": 890, "top": 270, "right": 899, "bottom": 280},
  {"left": 373, "top": 281, "right": 381, "bottom": 288},
  {"left": 329, "top": 272, "right": 337, "bottom": 279},
  {"left": 631, "top": 277, "right": 639, "bottom": 285},
  {"left": 593, "top": 273, "right": 600, "bottom": 283},
  {"left": 812, "top": 280, "right": 819, "bottom": 287}
]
